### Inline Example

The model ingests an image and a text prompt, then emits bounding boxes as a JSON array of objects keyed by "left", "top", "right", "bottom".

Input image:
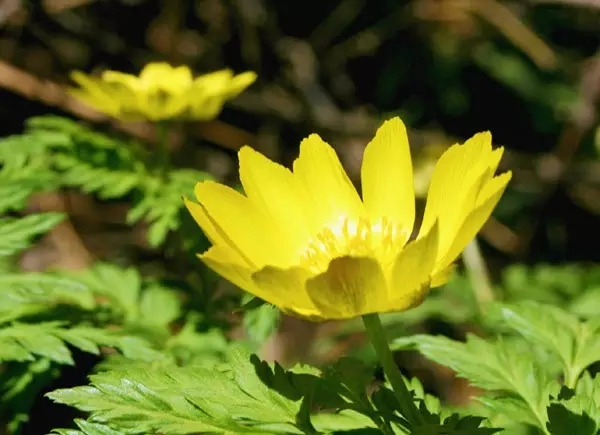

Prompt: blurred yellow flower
[
  {"left": 185, "top": 117, "right": 511, "bottom": 320},
  {"left": 69, "top": 62, "right": 256, "bottom": 122}
]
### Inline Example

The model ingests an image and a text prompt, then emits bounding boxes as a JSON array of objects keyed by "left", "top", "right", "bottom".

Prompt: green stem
[
  {"left": 462, "top": 239, "right": 495, "bottom": 311},
  {"left": 362, "top": 313, "right": 421, "bottom": 427},
  {"left": 155, "top": 121, "right": 170, "bottom": 178}
]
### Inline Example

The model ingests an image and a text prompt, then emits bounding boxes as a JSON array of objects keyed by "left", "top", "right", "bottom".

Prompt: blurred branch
[
  {"left": 324, "top": 4, "right": 410, "bottom": 66},
  {"left": 527, "top": 0, "right": 600, "bottom": 8},
  {"left": 308, "top": 0, "right": 365, "bottom": 52},
  {"left": 472, "top": 0, "right": 557, "bottom": 69},
  {"left": 42, "top": 0, "right": 97, "bottom": 14}
]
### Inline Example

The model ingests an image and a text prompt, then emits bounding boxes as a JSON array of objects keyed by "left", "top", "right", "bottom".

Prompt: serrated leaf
[
  {"left": 488, "top": 302, "right": 600, "bottom": 388},
  {"left": 0, "top": 358, "right": 60, "bottom": 433},
  {"left": 393, "top": 334, "right": 555, "bottom": 430},
  {"left": 48, "top": 347, "right": 304, "bottom": 434},
  {"left": 0, "top": 273, "right": 95, "bottom": 321},
  {"left": 546, "top": 376, "right": 600, "bottom": 435},
  {"left": 0, "top": 322, "right": 162, "bottom": 364},
  {"left": 0, "top": 181, "right": 40, "bottom": 213},
  {"left": 129, "top": 168, "right": 213, "bottom": 247},
  {"left": 0, "top": 322, "right": 74, "bottom": 364},
  {"left": 51, "top": 419, "right": 125, "bottom": 435},
  {"left": 65, "top": 263, "right": 142, "bottom": 322},
  {"left": 0, "top": 213, "right": 64, "bottom": 256},
  {"left": 546, "top": 402, "right": 599, "bottom": 435},
  {"left": 322, "top": 357, "right": 374, "bottom": 409}
]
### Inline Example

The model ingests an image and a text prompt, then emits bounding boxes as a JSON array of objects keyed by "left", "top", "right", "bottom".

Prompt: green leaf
[
  {"left": 0, "top": 213, "right": 64, "bottom": 256},
  {"left": 488, "top": 302, "right": 600, "bottom": 388},
  {"left": 393, "top": 334, "right": 556, "bottom": 430},
  {"left": 500, "top": 264, "right": 587, "bottom": 305},
  {"left": 0, "top": 133, "right": 60, "bottom": 197},
  {"left": 164, "top": 316, "right": 228, "bottom": 366},
  {"left": 0, "top": 322, "right": 162, "bottom": 364},
  {"left": 321, "top": 357, "right": 375, "bottom": 411},
  {"left": 128, "top": 168, "right": 213, "bottom": 247},
  {"left": 51, "top": 419, "right": 125, "bottom": 435},
  {"left": 138, "top": 283, "right": 181, "bottom": 328},
  {"left": 311, "top": 410, "right": 377, "bottom": 433},
  {"left": 243, "top": 301, "right": 281, "bottom": 346},
  {"left": 0, "top": 180, "right": 41, "bottom": 213},
  {"left": 0, "top": 273, "right": 95, "bottom": 323},
  {"left": 47, "top": 347, "right": 304, "bottom": 434},
  {"left": 65, "top": 263, "right": 142, "bottom": 322},
  {"left": 0, "top": 358, "right": 60, "bottom": 433},
  {"left": 546, "top": 402, "right": 599, "bottom": 435},
  {"left": 546, "top": 375, "right": 600, "bottom": 435},
  {"left": 24, "top": 115, "right": 148, "bottom": 200},
  {"left": 569, "top": 287, "right": 600, "bottom": 318}
]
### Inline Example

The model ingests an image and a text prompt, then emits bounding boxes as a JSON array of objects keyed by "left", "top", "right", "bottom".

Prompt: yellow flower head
[
  {"left": 185, "top": 117, "right": 511, "bottom": 320},
  {"left": 69, "top": 62, "right": 257, "bottom": 122}
]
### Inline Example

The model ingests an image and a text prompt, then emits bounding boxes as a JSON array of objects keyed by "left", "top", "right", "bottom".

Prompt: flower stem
[
  {"left": 362, "top": 313, "right": 420, "bottom": 427},
  {"left": 462, "top": 239, "right": 495, "bottom": 310},
  {"left": 155, "top": 121, "right": 170, "bottom": 178}
]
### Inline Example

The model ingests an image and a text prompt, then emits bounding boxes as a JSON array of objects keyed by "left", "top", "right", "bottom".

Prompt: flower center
[{"left": 300, "top": 216, "right": 410, "bottom": 274}]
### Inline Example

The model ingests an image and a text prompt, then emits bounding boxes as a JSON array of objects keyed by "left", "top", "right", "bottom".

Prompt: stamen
[{"left": 300, "top": 216, "right": 409, "bottom": 274}]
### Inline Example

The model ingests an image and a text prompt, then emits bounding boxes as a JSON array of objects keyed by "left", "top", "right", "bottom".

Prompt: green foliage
[
  {"left": 0, "top": 322, "right": 161, "bottom": 365},
  {"left": 48, "top": 347, "right": 306, "bottom": 434},
  {"left": 0, "top": 115, "right": 213, "bottom": 247},
  {"left": 393, "top": 301, "right": 600, "bottom": 434},
  {"left": 0, "top": 135, "right": 217, "bottom": 432},
  {"left": 48, "top": 347, "right": 496, "bottom": 435},
  {"left": 242, "top": 294, "right": 282, "bottom": 348},
  {"left": 0, "top": 213, "right": 65, "bottom": 256}
]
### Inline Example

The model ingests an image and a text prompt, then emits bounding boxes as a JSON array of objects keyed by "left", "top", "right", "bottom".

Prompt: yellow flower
[
  {"left": 69, "top": 62, "right": 257, "bottom": 122},
  {"left": 185, "top": 117, "right": 511, "bottom": 320}
]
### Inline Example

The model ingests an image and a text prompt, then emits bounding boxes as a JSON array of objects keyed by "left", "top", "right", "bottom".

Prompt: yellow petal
[
  {"left": 430, "top": 264, "right": 456, "bottom": 287},
  {"left": 224, "top": 71, "right": 257, "bottom": 98},
  {"left": 164, "top": 66, "right": 193, "bottom": 92},
  {"left": 437, "top": 171, "right": 512, "bottom": 270},
  {"left": 101, "top": 70, "right": 140, "bottom": 89},
  {"left": 361, "top": 117, "right": 415, "bottom": 232},
  {"left": 139, "top": 63, "right": 174, "bottom": 87},
  {"left": 69, "top": 72, "right": 121, "bottom": 117},
  {"left": 81, "top": 71, "right": 144, "bottom": 120},
  {"left": 419, "top": 132, "right": 499, "bottom": 256},
  {"left": 192, "top": 70, "right": 233, "bottom": 92},
  {"left": 143, "top": 91, "right": 188, "bottom": 121},
  {"left": 189, "top": 96, "right": 226, "bottom": 120},
  {"left": 142, "top": 64, "right": 193, "bottom": 96},
  {"left": 251, "top": 266, "right": 319, "bottom": 317},
  {"left": 390, "top": 222, "right": 439, "bottom": 310},
  {"left": 195, "top": 181, "right": 290, "bottom": 268},
  {"left": 305, "top": 256, "right": 388, "bottom": 319},
  {"left": 238, "top": 146, "right": 311, "bottom": 256},
  {"left": 292, "top": 134, "right": 364, "bottom": 233},
  {"left": 183, "top": 197, "right": 249, "bottom": 266},
  {"left": 201, "top": 246, "right": 289, "bottom": 309}
]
